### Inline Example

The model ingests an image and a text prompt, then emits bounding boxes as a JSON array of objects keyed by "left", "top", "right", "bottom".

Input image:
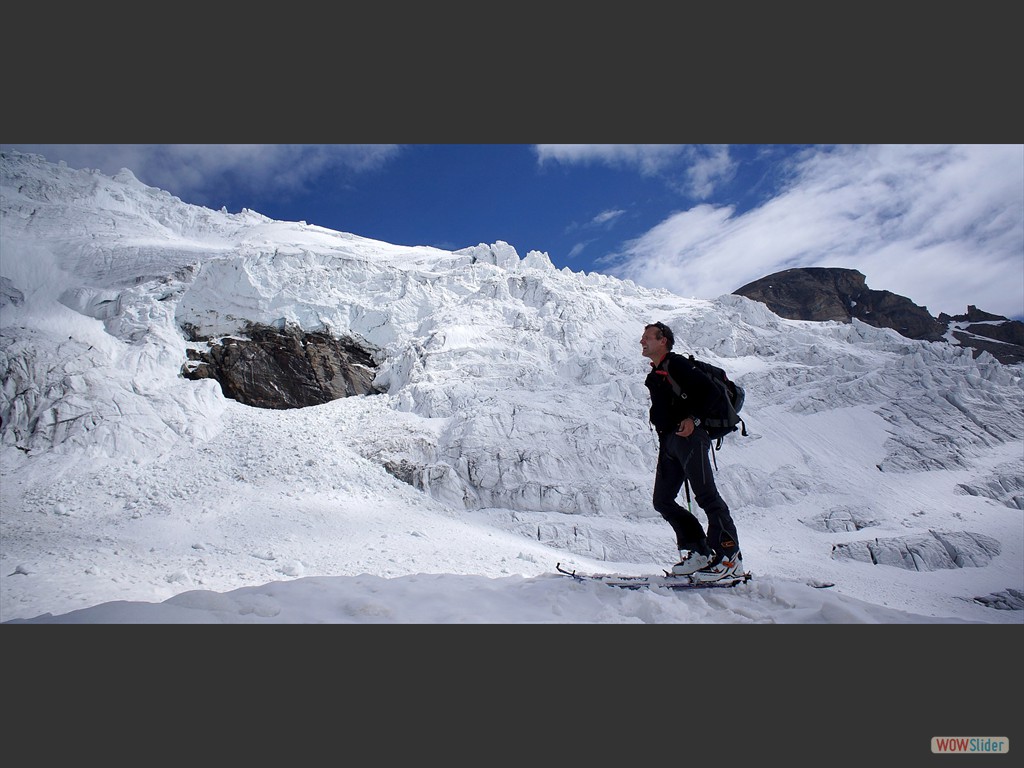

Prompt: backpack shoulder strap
[{"left": 655, "top": 353, "right": 687, "bottom": 400}]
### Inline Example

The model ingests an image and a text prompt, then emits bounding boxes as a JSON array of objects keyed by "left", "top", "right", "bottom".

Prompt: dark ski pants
[{"left": 652, "top": 430, "right": 740, "bottom": 558}]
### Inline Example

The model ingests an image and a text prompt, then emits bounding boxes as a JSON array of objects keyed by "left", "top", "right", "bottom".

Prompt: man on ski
[{"left": 641, "top": 321, "right": 744, "bottom": 581}]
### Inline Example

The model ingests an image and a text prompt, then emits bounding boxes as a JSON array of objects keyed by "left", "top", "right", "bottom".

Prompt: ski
[{"left": 555, "top": 562, "right": 753, "bottom": 590}]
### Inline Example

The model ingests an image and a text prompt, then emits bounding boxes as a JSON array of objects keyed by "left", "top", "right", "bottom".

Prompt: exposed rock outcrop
[
  {"left": 734, "top": 268, "right": 1024, "bottom": 364},
  {"left": 938, "top": 305, "right": 1024, "bottom": 366},
  {"left": 181, "top": 322, "right": 382, "bottom": 409},
  {"left": 734, "top": 267, "right": 945, "bottom": 339}
]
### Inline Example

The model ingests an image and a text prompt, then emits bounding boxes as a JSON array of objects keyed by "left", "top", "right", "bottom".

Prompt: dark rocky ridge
[
  {"left": 939, "top": 305, "right": 1024, "bottom": 365},
  {"left": 734, "top": 267, "right": 1024, "bottom": 364},
  {"left": 181, "top": 322, "right": 383, "bottom": 409}
]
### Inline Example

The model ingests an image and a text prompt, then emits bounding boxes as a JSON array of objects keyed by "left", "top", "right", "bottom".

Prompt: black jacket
[{"left": 645, "top": 352, "right": 726, "bottom": 437}]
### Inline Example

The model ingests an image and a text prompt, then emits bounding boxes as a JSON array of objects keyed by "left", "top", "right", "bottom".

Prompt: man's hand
[{"left": 675, "top": 417, "right": 697, "bottom": 438}]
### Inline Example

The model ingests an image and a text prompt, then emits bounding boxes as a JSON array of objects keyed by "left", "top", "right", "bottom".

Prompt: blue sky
[{"left": 5, "top": 144, "right": 1023, "bottom": 320}]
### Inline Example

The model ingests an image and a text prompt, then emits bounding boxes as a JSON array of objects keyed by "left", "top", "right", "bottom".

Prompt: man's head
[
  {"left": 646, "top": 322, "right": 674, "bottom": 349},
  {"left": 641, "top": 321, "right": 674, "bottom": 363}
]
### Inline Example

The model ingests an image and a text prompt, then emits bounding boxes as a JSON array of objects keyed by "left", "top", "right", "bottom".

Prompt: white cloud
[
  {"left": 4, "top": 144, "right": 401, "bottom": 208},
  {"left": 535, "top": 143, "right": 739, "bottom": 200},
  {"left": 590, "top": 208, "right": 625, "bottom": 227},
  {"left": 534, "top": 144, "right": 689, "bottom": 175},
  {"left": 682, "top": 144, "right": 736, "bottom": 199},
  {"left": 612, "top": 144, "right": 1024, "bottom": 318}
]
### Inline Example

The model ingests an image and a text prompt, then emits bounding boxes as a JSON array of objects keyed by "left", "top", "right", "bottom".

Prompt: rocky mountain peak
[{"left": 734, "top": 267, "right": 1023, "bottom": 364}]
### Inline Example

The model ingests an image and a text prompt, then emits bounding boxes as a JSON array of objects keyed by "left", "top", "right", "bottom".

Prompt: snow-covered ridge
[{"left": 1, "top": 149, "right": 1022, "bottom": 623}]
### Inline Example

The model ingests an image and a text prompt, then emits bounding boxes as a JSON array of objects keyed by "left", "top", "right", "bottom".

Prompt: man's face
[{"left": 640, "top": 327, "right": 667, "bottom": 361}]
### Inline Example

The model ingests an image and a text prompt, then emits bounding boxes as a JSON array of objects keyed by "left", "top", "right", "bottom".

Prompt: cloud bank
[{"left": 598, "top": 144, "right": 1024, "bottom": 318}]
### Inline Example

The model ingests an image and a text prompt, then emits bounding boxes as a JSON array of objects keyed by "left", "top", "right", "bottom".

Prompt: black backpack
[{"left": 664, "top": 354, "right": 747, "bottom": 447}]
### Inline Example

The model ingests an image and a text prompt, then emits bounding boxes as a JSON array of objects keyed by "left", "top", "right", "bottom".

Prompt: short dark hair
[{"left": 647, "top": 321, "right": 675, "bottom": 350}]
